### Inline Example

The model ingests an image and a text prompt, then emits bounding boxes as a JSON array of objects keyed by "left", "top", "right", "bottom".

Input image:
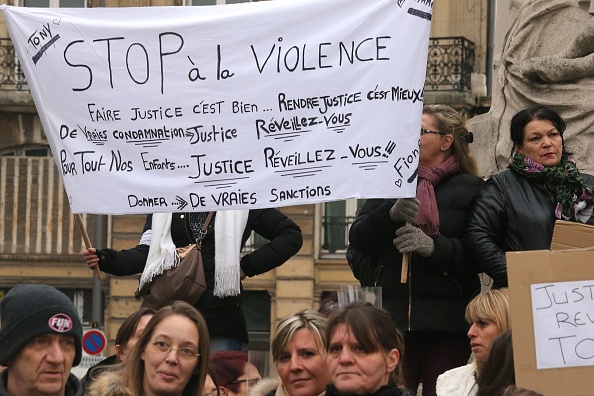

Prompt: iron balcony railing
[
  {"left": 0, "top": 38, "right": 27, "bottom": 91},
  {"left": 0, "top": 36, "right": 475, "bottom": 94},
  {"left": 425, "top": 36, "right": 475, "bottom": 92}
]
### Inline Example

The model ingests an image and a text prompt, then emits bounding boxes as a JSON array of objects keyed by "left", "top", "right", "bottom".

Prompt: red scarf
[{"left": 416, "top": 155, "right": 459, "bottom": 235}]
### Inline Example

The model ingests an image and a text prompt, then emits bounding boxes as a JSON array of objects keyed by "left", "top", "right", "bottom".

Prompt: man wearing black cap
[{"left": 0, "top": 284, "right": 83, "bottom": 396}]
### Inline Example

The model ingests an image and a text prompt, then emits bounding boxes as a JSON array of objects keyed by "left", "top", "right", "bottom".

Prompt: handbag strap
[{"left": 195, "top": 212, "right": 214, "bottom": 245}]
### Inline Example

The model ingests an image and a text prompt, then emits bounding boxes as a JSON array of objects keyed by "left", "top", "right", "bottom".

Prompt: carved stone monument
[{"left": 469, "top": 0, "right": 594, "bottom": 177}]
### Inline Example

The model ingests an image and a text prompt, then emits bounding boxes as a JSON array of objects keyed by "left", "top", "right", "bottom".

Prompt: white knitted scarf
[{"left": 139, "top": 210, "right": 249, "bottom": 298}]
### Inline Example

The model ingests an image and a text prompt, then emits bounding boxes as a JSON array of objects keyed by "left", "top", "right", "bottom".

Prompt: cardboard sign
[
  {"left": 508, "top": 244, "right": 594, "bottom": 395},
  {"left": 531, "top": 279, "right": 594, "bottom": 369},
  {"left": 551, "top": 220, "right": 594, "bottom": 250},
  {"left": 1, "top": 0, "right": 432, "bottom": 214}
]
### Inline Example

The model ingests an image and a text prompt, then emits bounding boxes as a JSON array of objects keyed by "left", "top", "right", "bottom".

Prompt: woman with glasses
[
  {"left": 251, "top": 309, "right": 330, "bottom": 396},
  {"left": 325, "top": 302, "right": 407, "bottom": 396},
  {"left": 87, "top": 301, "right": 209, "bottom": 396},
  {"left": 348, "top": 104, "right": 484, "bottom": 396},
  {"left": 210, "top": 351, "right": 262, "bottom": 396}
]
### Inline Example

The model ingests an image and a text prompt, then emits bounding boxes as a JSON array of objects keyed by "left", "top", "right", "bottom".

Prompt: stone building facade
[{"left": 0, "top": 0, "right": 490, "bottom": 355}]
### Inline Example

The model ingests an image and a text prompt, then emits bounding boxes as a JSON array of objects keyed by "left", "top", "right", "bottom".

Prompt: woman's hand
[
  {"left": 389, "top": 197, "right": 419, "bottom": 223},
  {"left": 82, "top": 247, "right": 100, "bottom": 269},
  {"left": 393, "top": 226, "right": 434, "bottom": 257}
]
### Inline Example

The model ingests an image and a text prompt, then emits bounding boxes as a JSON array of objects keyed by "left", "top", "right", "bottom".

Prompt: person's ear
[
  {"left": 441, "top": 134, "right": 454, "bottom": 152},
  {"left": 385, "top": 348, "right": 400, "bottom": 373},
  {"left": 516, "top": 143, "right": 524, "bottom": 155},
  {"left": 218, "top": 386, "right": 228, "bottom": 396},
  {"left": 115, "top": 344, "right": 125, "bottom": 360}
]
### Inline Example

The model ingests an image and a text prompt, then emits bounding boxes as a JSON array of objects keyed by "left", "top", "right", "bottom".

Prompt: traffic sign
[{"left": 82, "top": 329, "right": 106, "bottom": 356}]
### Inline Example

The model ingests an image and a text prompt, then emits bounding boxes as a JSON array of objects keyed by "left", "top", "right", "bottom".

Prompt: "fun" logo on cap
[{"left": 48, "top": 314, "right": 73, "bottom": 332}]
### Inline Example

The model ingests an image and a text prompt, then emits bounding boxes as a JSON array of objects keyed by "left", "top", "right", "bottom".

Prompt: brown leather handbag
[{"left": 136, "top": 212, "right": 214, "bottom": 309}]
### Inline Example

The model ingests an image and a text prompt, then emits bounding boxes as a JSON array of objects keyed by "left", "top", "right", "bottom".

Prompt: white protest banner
[
  {"left": 1, "top": 0, "right": 431, "bottom": 214},
  {"left": 531, "top": 280, "right": 594, "bottom": 369}
]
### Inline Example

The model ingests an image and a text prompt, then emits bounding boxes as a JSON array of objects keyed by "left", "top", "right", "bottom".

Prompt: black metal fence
[
  {"left": 0, "top": 39, "right": 27, "bottom": 91},
  {"left": 425, "top": 36, "right": 475, "bottom": 92}
]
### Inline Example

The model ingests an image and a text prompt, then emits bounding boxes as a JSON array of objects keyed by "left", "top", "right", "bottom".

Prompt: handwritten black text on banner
[{"left": 1, "top": 0, "right": 432, "bottom": 214}]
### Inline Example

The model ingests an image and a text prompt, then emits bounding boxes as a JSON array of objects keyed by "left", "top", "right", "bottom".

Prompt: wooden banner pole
[
  {"left": 75, "top": 213, "right": 102, "bottom": 280},
  {"left": 400, "top": 221, "right": 412, "bottom": 283}
]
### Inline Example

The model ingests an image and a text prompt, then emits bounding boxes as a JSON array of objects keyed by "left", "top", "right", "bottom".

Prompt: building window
[
  {"left": 322, "top": 199, "right": 364, "bottom": 254},
  {"left": 59, "top": 288, "right": 100, "bottom": 325},
  {"left": 0, "top": 144, "right": 52, "bottom": 157},
  {"left": 242, "top": 290, "right": 270, "bottom": 351}
]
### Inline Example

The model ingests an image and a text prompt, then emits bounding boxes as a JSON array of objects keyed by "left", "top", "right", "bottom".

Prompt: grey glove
[
  {"left": 389, "top": 198, "right": 419, "bottom": 224},
  {"left": 393, "top": 226, "right": 434, "bottom": 257}
]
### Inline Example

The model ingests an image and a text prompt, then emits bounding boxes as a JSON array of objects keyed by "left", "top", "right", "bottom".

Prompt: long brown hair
[
  {"left": 125, "top": 301, "right": 210, "bottom": 396},
  {"left": 476, "top": 330, "right": 514, "bottom": 396}
]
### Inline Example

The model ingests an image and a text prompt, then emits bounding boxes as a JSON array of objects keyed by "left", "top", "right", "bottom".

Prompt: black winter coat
[
  {"left": 349, "top": 172, "right": 484, "bottom": 334},
  {"left": 95, "top": 209, "right": 302, "bottom": 344},
  {"left": 465, "top": 169, "right": 594, "bottom": 288},
  {"left": 326, "top": 384, "right": 408, "bottom": 396}
]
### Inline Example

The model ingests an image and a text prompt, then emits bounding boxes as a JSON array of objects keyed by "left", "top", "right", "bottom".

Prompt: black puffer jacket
[
  {"left": 96, "top": 209, "right": 302, "bottom": 344},
  {"left": 465, "top": 169, "right": 594, "bottom": 288},
  {"left": 349, "top": 172, "right": 484, "bottom": 334}
]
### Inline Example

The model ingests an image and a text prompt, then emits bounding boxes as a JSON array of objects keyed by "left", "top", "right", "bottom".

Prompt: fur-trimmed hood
[
  {"left": 248, "top": 378, "right": 281, "bottom": 396},
  {"left": 85, "top": 369, "right": 133, "bottom": 396}
]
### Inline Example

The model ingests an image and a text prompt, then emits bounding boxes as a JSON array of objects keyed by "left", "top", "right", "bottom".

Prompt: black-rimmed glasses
[
  {"left": 420, "top": 127, "right": 448, "bottom": 136},
  {"left": 151, "top": 340, "right": 200, "bottom": 360}
]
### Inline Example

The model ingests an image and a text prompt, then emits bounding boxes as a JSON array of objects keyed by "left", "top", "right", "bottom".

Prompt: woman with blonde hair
[
  {"left": 87, "top": 301, "right": 210, "bottom": 396},
  {"left": 250, "top": 309, "right": 330, "bottom": 396},
  {"left": 349, "top": 104, "right": 484, "bottom": 396},
  {"left": 436, "top": 288, "right": 511, "bottom": 396}
]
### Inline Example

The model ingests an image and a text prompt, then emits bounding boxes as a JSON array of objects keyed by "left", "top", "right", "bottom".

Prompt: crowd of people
[
  {"left": 348, "top": 103, "right": 593, "bottom": 395},
  {"left": 3, "top": 104, "right": 590, "bottom": 396},
  {"left": 0, "top": 284, "right": 544, "bottom": 396}
]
